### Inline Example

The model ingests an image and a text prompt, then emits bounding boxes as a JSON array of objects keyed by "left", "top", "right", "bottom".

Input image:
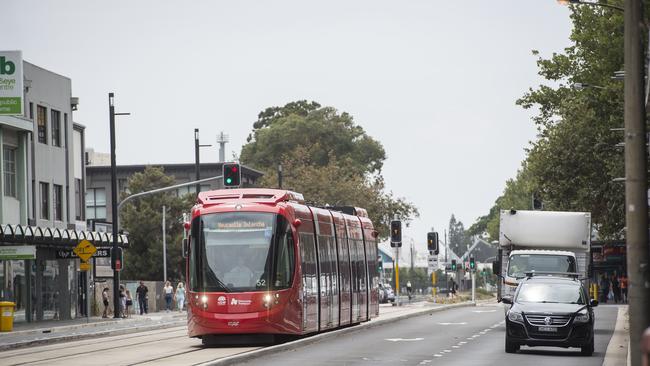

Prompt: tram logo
[
  {"left": 217, "top": 296, "right": 226, "bottom": 306},
  {"left": 230, "top": 298, "right": 252, "bottom": 306}
]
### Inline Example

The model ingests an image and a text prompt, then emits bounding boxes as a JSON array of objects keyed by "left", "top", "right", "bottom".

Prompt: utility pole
[
  {"left": 162, "top": 205, "right": 167, "bottom": 283},
  {"left": 624, "top": 1, "right": 650, "bottom": 364},
  {"left": 109, "top": 92, "right": 129, "bottom": 319},
  {"left": 278, "top": 164, "right": 283, "bottom": 189},
  {"left": 194, "top": 129, "right": 212, "bottom": 194}
]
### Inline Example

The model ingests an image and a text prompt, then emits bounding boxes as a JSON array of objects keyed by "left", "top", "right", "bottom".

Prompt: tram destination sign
[{"left": 56, "top": 248, "right": 110, "bottom": 259}]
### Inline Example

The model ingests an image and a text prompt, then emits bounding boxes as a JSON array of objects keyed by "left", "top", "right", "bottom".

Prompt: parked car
[
  {"left": 378, "top": 283, "right": 395, "bottom": 304},
  {"left": 502, "top": 274, "right": 597, "bottom": 356}
]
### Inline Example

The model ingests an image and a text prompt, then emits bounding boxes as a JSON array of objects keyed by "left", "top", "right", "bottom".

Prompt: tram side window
[
  {"left": 274, "top": 228, "right": 295, "bottom": 289},
  {"left": 189, "top": 217, "right": 200, "bottom": 291}
]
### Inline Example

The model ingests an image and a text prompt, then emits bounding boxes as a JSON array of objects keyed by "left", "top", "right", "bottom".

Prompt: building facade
[
  {"left": 85, "top": 162, "right": 264, "bottom": 224},
  {"left": 0, "top": 61, "right": 124, "bottom": 323}
]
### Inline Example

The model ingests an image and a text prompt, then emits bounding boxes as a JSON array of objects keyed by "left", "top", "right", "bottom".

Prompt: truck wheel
[
  {"left": 581, "top": 338, "right": 594, "bottom": 356},
  {"left": 505, "top": 335, "right": 519, "bottom": 353}
]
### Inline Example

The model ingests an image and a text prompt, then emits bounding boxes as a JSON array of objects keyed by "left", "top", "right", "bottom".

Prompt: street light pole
[
  {"left": 624, "top": 1, "right": 650, "bottom": 364},
  {"left": 109, "top": 93, "right": 129, "bottom": 319}
]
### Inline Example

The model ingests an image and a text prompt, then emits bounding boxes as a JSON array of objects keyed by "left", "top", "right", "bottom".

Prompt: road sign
[
  {"left": 79, "top": 261, "right": 90, "bottom": 271},
  {"left": 427, "top": 255, "right": 438, "bottom": 275},
  {"left": 73, "top": 240, "right": 97, "bottom": 262}
]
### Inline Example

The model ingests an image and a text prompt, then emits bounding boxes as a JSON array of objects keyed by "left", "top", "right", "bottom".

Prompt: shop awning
[{"left": 0, "top": 224, "right": 129, "bottom": 248}]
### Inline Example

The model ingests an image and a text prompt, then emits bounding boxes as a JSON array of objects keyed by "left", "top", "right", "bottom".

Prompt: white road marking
[
  {"left": 467, "top": 337, "right": 474, "bottom": 340},
  {"left": 434, "top": 354, "right": 443, "bottom": 357},
  {"left": 385, "top": 337, "right": 424, "bottom": 342},
  {"left": 443, "top": 349, "right": 452, "bottom": 353},
  {"left": 452, "top": 345, "right": 460, "bottom": 348},
  {"left": 472, "top": 310, "right": 496, "bottom": 313},
  {"left": 437, "top": 322, "right": 467, "bottom": 325},
  {"left": 459, "top": 341, "right": 467, "bottom": 345}
]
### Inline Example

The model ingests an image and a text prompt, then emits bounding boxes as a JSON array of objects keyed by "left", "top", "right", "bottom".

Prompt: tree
[
  {"left": 474, "top": 5, "right": 637, "bottom": 240},
  {"left": 241, "top": 102, "right": 418, "bottom": 239},
  {"left": 448, "top": 214, "right": 471, "bottom": 258},
  {"left": 241, "top": 101, "right": 386, "bottom": 176},
  {"left": 120, "top": 166, "right": 193, "bottom": 281}
]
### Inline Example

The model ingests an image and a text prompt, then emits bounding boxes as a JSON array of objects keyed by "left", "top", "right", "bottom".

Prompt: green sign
[
  {"left": 0, "top": 245, "right": 36, "bottom": 260},
  {"left": 0, "top": 51, "right": 23, "bottom": 116}
]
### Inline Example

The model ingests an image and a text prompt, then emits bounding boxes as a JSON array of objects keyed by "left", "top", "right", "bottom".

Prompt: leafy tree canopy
[
  {"left": 241, "top": 100, "right": 386, "bottom": 176},
  {"left": 473, "top": 5, "right": 635, "bottom": 240},
  {"left": 241, "top": 102, "right": 418, "bottom": 239},
  {"left": 120, "top": 166, "right": 193, "bottom": 281}
]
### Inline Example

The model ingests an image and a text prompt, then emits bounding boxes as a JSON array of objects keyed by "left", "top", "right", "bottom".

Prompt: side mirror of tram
[{"left": 182, "top": 238, "right": 188, "bottom": 258}]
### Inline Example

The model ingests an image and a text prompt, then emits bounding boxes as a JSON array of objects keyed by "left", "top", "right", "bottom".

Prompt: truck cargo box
[{"left": 499, "top": 210, "right": 591, "bottom": 251}]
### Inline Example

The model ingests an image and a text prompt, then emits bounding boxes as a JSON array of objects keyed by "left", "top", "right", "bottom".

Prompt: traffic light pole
[
  {"left": 395, "top": 246, "right": 400, "bottom": 306},
  {"left": 471, "top": 271, "right": 475, "bottom": 303}
]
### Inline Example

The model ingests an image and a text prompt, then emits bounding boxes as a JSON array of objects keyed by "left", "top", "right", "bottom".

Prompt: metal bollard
[{"left": 642, "top": 327, "right": 650, "bottom": 366}]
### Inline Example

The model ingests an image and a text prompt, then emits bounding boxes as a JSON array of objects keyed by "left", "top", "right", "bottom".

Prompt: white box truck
[{"left": 493, "top": 209, "right": 592, "bottom": 302}]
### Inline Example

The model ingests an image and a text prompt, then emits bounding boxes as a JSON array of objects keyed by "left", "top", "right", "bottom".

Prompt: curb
[
  {"left": 200, "top": 301, "right": 475, "bottom": 366},
  {"left": 0, "top": 320, "right": 187, "bottom": 352},
  {"left": 603, "top": 305, "right": 629, "bottom": 366}
]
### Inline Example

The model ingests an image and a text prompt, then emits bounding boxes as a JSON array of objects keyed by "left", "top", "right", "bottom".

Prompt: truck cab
[{"left": 501, "top": 250, "right": 578, "bottom": 299}]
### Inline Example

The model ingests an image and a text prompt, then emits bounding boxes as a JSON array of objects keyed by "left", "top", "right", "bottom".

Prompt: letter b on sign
[{"left": 0, "top": 57, "right": 15, "bottom": 75}]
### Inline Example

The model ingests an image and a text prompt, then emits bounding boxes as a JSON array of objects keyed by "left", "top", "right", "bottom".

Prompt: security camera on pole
[{"left": 390, "top": 219, "right": 402, "bottom": 306}]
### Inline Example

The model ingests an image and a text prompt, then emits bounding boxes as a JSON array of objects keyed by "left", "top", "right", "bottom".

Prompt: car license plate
[{"left": 538, "top": 326, "right": 557, "bottom": 332}]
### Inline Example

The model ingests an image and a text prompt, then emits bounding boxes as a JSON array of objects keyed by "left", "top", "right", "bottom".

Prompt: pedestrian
[
  {"left": 611, "top": 274, "right": 621, "bottom": 304},
  {"left": 450, "top": 279, "right": 457, "bottom": 299},
  {"left": 620, "top": 274, "right": 628, "bottom": 303},
  {"left": 599, "top": 274, "right": 610, "bottom": 303},
  {"left": 406, "top": 281, "right": 413, "bottom": 302},
  {"left": 125, "top": 289, "right": 133, "bottom": 317},
  {"left": 102, "top": 287, "right": 110, "bottom": 318},
  {"left": 164, "top": 281, "right": 174, "bottom": 312},
  {"left": 119, "top": 285, "right": 127, "bottom": 318},
  {"left": 136, "top": 281, "right": 149, "bottom": 315},
  {"left": 175, "top": 282, "right": 186, "bottom": 312}
]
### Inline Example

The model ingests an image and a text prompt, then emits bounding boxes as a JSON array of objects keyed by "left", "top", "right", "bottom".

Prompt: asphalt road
[{"left": 242, "top": 304, "right": 619, "bottom": 366}]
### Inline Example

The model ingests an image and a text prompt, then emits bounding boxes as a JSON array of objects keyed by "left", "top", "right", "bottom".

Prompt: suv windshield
[
  {"left": 507, "top": 254, "right": 576, "bottom": 278},
  {"left": 516, "top": 282, "right": 585, "bottom": 304}
]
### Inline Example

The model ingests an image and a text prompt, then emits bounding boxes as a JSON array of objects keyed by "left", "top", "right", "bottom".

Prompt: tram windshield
[{"left": 193, "top": 211, "right": 294, "bottom": 292}]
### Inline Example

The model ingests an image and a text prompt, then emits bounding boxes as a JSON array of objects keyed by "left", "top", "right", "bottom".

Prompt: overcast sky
[{"left": 4, "top": 0, "right": 572, "bottom": 255}]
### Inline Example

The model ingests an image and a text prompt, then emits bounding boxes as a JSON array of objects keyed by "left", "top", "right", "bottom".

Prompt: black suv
[{"left": 502, "top": 275, "right": 598, "bottom": 356}]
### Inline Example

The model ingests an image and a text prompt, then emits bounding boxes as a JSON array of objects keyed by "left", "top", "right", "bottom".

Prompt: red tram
[{"left": 185, "top": 188, "right": 379, "bottom": 344}]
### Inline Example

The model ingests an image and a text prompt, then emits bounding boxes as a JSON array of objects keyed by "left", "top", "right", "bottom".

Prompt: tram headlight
[
  {"left": 263, "top": 294, "right": 272, "bottom": 308},
  {"left": 201, "top": 295, "right": 209, "bottom": 310}
]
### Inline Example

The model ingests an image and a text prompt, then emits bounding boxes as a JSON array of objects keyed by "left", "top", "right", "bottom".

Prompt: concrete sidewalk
[{"left": 0, "top": 310, "right": 187, "bottom": 351}]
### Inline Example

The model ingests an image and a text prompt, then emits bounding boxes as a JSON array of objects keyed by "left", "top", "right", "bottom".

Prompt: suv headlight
[
  {"left": 574, "top": 310, "right": 590, "bottom": 323},
  {"left": 508, "top": 311, "right": 524, "bottom": 324}
]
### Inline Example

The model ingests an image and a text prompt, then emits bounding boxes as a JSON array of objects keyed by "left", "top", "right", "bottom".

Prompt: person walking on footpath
[
  {"left": 119, "top": 285, "right": 127, "bottom": 318},
  {"left": 125, "top": 289, "right": 133, "bottom": 317},
  {"left": 164, "top": 281, "right": 174, "bottom": 312},
  {"left": 175, "top": 282, "right": 186, "bottom": 312},
  {"left": 620, "top": 274, "right": 628, "bottom": 303},
  {"left": 102, "top": 287, "right": 110, "bottom": 318},
  {"left": 136, "top": 281, "right": 149, "bottom": 315},
  {"left": 611, "top": 273, "right": 621, "bottom": 304}
]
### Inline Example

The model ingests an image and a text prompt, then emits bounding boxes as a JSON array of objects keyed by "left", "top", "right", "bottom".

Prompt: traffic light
[
  {"left": 223, "top": 162, "right": 241, "bottom": 187},
  {"left": 427, "top": 232, "right": 439, "bottom": 254},
  {"left": 390, "top": 220, "right": 402, "bottom": 247},
  {"left": 378, "top": 256, "right": 383, "bottom": 272},
  {"left": 451, "top": 259, "right": 457, "bottom": 271},
  {"left": 111, "top": 247, "right": 123, "bottom": 271},
  {"left": 469, "top": 256, "right": 476, "bottom": 272}
]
